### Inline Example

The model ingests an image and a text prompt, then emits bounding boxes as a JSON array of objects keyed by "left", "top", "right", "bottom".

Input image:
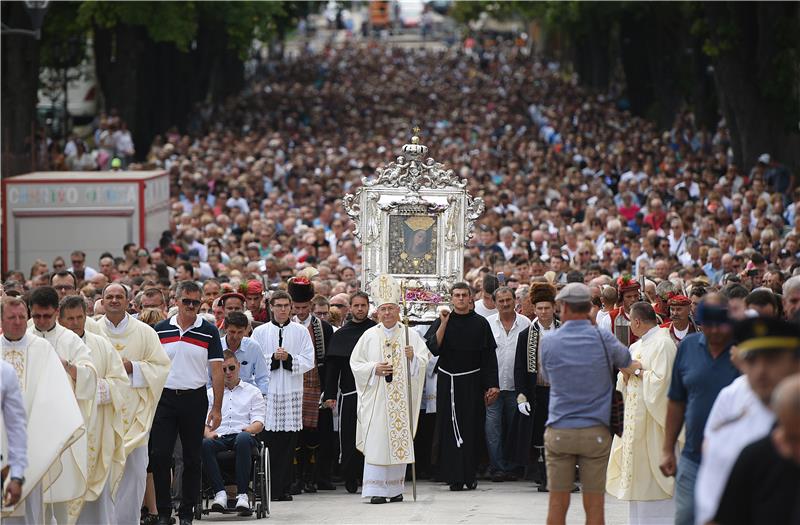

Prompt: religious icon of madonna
[{"left": 388, "top": 214, "right": 437, "bottom": 275}]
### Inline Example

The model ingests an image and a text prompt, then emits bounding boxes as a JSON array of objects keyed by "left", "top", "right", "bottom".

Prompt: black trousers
[
  {"left": 414, "top": 411, "right": 437, "bottom": 478},
  {"left": 532, "top": 386, "right": 550, "bottom": 447},
  {"left": 295, "top": 408, "right": 335, "bottom": 485},
  {"left": 149, "top": 387, "right": 208, "bottom": 520},
  {"left": 265, "top": 430, "right": 297, "bottom": 499}
]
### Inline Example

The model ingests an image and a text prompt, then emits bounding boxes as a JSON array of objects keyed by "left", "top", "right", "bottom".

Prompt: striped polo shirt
[{"left": 156, "top": 315, "right": 224, "bottom": 390}]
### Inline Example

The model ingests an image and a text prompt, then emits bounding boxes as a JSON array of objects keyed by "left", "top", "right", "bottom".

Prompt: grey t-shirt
[{"left": 540, "top": 319, "right": 631, "bottom": 429}]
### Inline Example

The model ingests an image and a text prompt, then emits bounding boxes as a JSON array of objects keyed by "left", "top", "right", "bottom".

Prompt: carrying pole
[{"left": 400, "top": 280, "right": 417, "bottom": 501}]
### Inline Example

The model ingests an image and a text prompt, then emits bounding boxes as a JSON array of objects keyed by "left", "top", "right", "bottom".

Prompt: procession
[{"left": 2, "top": 1, "right": 800, "bottom": 524}]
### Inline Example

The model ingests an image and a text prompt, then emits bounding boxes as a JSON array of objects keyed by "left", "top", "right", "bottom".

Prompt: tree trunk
[
  {"left": 703, "top": 2, "right": 800, "bottom": 171},
  {"left": 1, "top": 2, "right": 41, "bottom": 176}
]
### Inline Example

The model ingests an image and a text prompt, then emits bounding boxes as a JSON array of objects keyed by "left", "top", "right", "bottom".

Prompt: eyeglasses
[
  {"left": 272, "top": 303, "right": 291, "bottom": 309},
  {"left": 53, "top": 285, "right": 76, "bottom": 291},
  {"left": 71, "top": 260, "right": 84, "bottom": 265},
  {"left": 315, "top": 311, "right": 330, "bottom": 317},
  {"left": 181, "top": 298, "right": 202, "bottom": 308},
  {"left": 31, "top": 312, "right": 55, "bottom": 320},
  {"left": 224, "top": 365, "right": 237, "bottom": 372},
  {"left": 330, "top": 303, "right": 347, "bottom": 308}
]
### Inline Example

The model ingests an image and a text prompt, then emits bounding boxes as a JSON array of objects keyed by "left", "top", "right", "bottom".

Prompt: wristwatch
[{"left": 10, "top": 476, "right": 25, "bottom": 485}]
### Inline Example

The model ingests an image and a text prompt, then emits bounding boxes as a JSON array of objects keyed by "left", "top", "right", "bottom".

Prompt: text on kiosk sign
[{"left": 7, "top": 184, "right": 138, "bottom": 207}]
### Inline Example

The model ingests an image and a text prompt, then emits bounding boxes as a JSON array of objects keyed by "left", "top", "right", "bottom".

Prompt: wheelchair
[{"left": 196, "top": 438, "right": 270, "bottom": 520}]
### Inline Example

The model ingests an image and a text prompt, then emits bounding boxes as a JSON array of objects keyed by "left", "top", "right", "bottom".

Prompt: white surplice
[{"left": 250, "top": 321, "right": 314, "bottom": 431}]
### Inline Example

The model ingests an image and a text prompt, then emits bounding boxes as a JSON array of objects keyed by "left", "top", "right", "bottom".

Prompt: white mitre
[{"left": 369, "top": 274, "right": 400, "bottom": 307}]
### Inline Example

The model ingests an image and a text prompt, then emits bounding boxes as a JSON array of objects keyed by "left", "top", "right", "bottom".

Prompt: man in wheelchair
[{"left": 202, "top": 350, "right": 266, "bottom": 513}]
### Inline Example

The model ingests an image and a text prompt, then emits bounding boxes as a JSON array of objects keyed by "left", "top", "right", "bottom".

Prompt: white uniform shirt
[
  {"left": 487, "top": 312, "right": 531, "bottom": 391},
  {"left": 207, "top": 381, "right": 266, "bottom": 437},
  {"left": 1, "top": 359, "right": 28, "bottom": 479},
  {"left": 694, "top": 376, "right": 775, "bottom": 525}
]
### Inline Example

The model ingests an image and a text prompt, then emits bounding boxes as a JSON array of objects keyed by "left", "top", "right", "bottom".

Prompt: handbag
[{"left": 597, "top": 327, "right": 624, "bottom": 437}]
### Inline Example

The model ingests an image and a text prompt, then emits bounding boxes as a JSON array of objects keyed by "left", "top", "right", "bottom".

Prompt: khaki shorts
[{"left": 544, "top": 425, "right": 612, "bottom": 493}]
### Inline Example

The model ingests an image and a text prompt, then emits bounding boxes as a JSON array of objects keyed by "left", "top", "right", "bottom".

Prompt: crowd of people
[
  {"left": 41, "top": 112, "right": 137, "bottom": 172},
  {"left": 3, "top": 37, "right": 800, "bottom": 525}
]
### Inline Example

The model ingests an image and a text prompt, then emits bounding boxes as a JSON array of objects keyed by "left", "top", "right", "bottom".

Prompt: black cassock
[
  {"left": 425, "top": 311, "right": 498, "bottom": 486},
  {"left": 323, "top": 318, "right": 376, "bottom": 484}
]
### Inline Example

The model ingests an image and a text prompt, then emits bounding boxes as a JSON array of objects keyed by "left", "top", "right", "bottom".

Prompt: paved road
[{"left": 200, "top": 480, "right": 627, "bottom": 524}]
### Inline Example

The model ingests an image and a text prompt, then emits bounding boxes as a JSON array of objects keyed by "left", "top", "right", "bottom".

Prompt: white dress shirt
[
  {"left": 487, "top": 312, "right": 531, "bottom": 391},
  {"left": 473, "top": 299, "right": 498, "bottom": 319},
  {"left": 694, "top": 376, "right": 775, "bottom": 525},
  {"left": 1, "top": 359, "right": 28, "bottom": 479},
  {"left": 207, "top": 380, "right": 266, "bottom": 437}
]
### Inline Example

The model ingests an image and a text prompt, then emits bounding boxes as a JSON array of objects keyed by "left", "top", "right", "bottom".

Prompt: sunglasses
[
  {"left": 330, "top": 303, "right": 347, "bottom": 308},
  {"left": 224, "top": 365, "right": 237, "bottom": 372},
  {"left": 181, "top": 298, "right": 202, "bottom": 308}
]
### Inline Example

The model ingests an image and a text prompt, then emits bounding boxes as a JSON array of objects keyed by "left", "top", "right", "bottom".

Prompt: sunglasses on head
[{"left": 181, "top": 298, "right": 202, "bottom": 308}]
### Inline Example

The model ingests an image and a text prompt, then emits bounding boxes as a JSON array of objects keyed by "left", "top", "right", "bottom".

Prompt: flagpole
[{"left": 401, "top": 280, "right": 417, "bottom": 502}]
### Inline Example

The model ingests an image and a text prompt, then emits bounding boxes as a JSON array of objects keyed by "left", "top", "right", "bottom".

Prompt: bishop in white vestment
[
  {"left": 606, "top": 303, "right": 678, "bottom": 525},
  {"left": 350, "top": 275, "right": 428, "bottom": 503},
  {"left": 2, "top": 298, "right": 84, "bottom": 525}
]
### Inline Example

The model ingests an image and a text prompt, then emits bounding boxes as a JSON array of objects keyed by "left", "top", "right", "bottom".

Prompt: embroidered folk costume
[{"left": 659, "top": 294, "right": 699, "bottom": 345}]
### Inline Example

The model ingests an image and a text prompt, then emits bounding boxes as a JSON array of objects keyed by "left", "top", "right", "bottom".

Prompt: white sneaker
[
  {"left": 235, "top": 493, "right": 251, "bottom": 512},
  {"left": 211, "top": 490, "right": 227, "bottom": 512}
]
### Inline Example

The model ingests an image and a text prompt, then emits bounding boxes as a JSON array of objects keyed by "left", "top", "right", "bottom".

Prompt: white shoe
[
  {"left": 211, "top": 490, "right": 227, "bottom": 512},
  {"left": 235, "top": 494, "right": 251, "bottom": 512}
]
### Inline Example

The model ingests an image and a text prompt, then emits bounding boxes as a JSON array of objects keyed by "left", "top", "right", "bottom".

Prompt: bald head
[
  {"left": 772, "top": 374, "right": 800, "bottom": 464},
  {"left": 102, "top": 283, "right": 129, "bottom": 318},
  {"left": 772, "top": 374, "right": 800, "bottom": 417},
  {"left": 103, "top": 282, "right": 129, "bottom": 300}
]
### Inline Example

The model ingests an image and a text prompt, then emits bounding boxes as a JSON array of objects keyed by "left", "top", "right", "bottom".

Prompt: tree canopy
[
  {"left": 452, "top": 0, "right": 800, "bottom": 170},
  {"left": 2, "top": 1, "right": 311, "bottom": 176}
]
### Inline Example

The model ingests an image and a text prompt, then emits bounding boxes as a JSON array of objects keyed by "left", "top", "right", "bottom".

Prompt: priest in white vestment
[
  {"left": 28, "top": 287, "right": 97, "bottom": 523},
  {"left": 607, "top": 302, "right": 679, "bottom": 525},
  {"left": 2, "top": 296, "right": 85, "bottom": 525},
  {"left": 350, "top": 274, "right": 428, "bottom": 504},
  {"left": 99, "top": 283, "right": 171, "bottom": 525},
  {"left": 59, "top": 296, "right": 131, "bottom": 525}
]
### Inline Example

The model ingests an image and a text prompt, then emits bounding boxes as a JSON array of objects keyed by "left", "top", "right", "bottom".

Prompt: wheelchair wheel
[{"left": 262, "top": 447, "right": 271, "bottom": 516}]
